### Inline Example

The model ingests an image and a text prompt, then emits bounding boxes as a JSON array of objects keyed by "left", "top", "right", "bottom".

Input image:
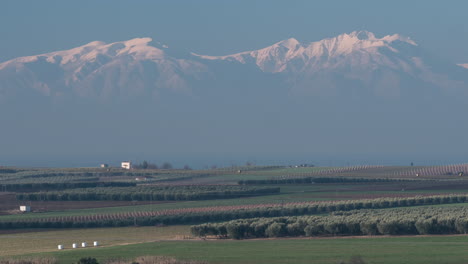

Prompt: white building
[
  {"left": 20, "top": 205, "right": 31, "bottom": 212},
  {"left": 121, "top": 161, "right": 132, "bottom": 170}
]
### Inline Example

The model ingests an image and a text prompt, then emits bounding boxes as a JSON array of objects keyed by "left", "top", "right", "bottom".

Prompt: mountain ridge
[{"left": 0, "top": 31, "right": 467, "bottom": 102}]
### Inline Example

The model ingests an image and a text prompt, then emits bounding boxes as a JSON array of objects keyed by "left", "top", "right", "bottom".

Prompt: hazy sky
[
  {"left": 1, "top": 0, "right": 467, "bottom": 63},
  {"left": 1, "top": 0, "right": 468, "bottom": 167}
]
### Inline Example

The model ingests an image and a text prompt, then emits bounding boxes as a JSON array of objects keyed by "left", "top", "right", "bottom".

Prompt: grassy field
[
  {"left": 0, "top": 225, "right": 191, "bottom": 257},
  {"left": 24, "top": 235, "right": 468, "bottom": 264},
  {"left": 2, "top": 165, "right": 468, "bottom": 263}
]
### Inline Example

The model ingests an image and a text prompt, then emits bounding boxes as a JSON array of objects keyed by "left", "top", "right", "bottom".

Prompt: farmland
[
  {"left": 1, "top": 164, "right": 468, "bottom": 263},
  {"left": 20, "top": 236, "right": 468, "bottom": 264}
]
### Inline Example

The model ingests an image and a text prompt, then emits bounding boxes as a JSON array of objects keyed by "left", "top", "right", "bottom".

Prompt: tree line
[
  {"left": 238, "top": 177, "right": 407, "bottom": 185},
  {"left": 2, "top": 181, "right": 136, "bottom": 192},
  {"left": 191, "top": 206, "right": 468, "bottom": 239},
  {"left": 16, "top": 186, "right": 280, "bottom": 201}
]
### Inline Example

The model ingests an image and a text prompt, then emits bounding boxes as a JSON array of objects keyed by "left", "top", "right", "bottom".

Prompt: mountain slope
[
  {"left": 1, "top": 31, "right": 467, "bottom": 103},
  {"left": 197, "top": 31, "right": 468, "bottom": 97},
  {"left": 0, "top": 38, "right": 210, "bottom": 102}
]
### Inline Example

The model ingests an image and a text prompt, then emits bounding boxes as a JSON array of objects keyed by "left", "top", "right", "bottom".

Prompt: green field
[
  {"left": 2, "top": 165, "right": 468, "bottom": 263},
  {"left": 25, "top": 236, "right": 468, "bottom": 264}
]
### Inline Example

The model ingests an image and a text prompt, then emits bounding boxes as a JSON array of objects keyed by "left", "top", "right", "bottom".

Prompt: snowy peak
[
  {"left": 275, "top": 38, "right": 301, "bottom": 49},
  {"left": 0, "top": 37, "right": 165, "bottom": 69},
  {"left": 0, "top": 37, "right": 210, "bottom": 100},
  {"left": 303, "top": 31, "right": 417, "bottom": 58},
  {"left": 195, "top": 31, "right": 419, "bottom": 73},
  {"left": 349, "top": 30, "right": 376, "bottom": 40}
]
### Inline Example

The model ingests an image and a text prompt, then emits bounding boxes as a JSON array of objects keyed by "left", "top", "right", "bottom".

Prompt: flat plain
[{"left": 1, "top": 165, "right": 468, "bottom": 263}]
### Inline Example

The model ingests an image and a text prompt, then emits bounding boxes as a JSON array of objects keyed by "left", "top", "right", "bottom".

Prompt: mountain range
[
  {"left": 1, "top": 31, "right": 468, "bottom": 166},
  {"left": 1, "top": 30, "right": 467, "bottom": 103}
]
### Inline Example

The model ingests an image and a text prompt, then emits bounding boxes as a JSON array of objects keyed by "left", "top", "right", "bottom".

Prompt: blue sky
[{"left": 1, "top": 0, "right": 467, "bottom": 62}]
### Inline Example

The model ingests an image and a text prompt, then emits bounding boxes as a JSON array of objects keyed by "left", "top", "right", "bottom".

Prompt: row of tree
[
  {"left": 2, "top": 181, "right": 135, "bottom": 192},
  {"left": 191, "top": 206, "right": 468, "bottom": 239},
  {"left": 133, "top": 161, "right": 177, "bottom": 170},
  {"left": 16, "top": 186, "right": 280, "bottom": 201},
  {"left": 238, "top": 177, "right": 406, "bottom": 185},
  {"left": 3, "top": 194, "right": 468, "bottom": 230}
]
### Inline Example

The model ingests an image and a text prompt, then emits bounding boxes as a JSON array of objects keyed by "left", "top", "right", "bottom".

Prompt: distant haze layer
[{"left": 1, "top": 31, "right": 468, "bottom": 167}]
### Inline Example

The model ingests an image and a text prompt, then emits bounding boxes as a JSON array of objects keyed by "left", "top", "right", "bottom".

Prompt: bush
[{"left": 78, "top": 258, "right": 99, "bottom": 264}]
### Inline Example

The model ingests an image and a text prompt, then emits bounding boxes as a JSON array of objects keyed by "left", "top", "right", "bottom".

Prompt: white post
[
  {"left": 58, "top": 245, "right": 64, "bottom": 250},
  {"left": 93, "top": 241, "right": 99, "bottom": 247},
  {"left": 72, "top": 243, "right": 78, "bottom": 249},
  {"left": 81, "top": 242, "right": 87, "bottom": 248}
]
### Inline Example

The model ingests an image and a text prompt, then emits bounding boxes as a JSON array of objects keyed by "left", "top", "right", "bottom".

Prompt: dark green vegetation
[
  {"left": 238, "top": 177, "right": 406, "bottom": 185},
  {"left": 16, "top": 186, "right": 279, "bottom": 201},
  {"left": 4, "top": 182, "right": 136, "bottom": 192},
  {"left": 1, "top": 164, "right": 468, "bottom": 263},
  {"left": 191, "top": 206, "right": 468, "bottom": 239}
]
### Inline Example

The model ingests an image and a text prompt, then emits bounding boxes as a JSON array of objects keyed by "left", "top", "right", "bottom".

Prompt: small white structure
[
  {"left": 121, "top": 161, "right": 132, "bottom": 170},
  {"left": 81, "top": 242, "right": 87, "bottom": 248},
  {"left": 135, "top": 177, "right": 147, "bottom": 181},
  {"left": 93, "top": 241, "right": 99, "bottom": 247},
  {"left": 19, "top": 205, "right": 31, "bottom": 212},
  {"left": 100, "top": 164, "right": 109, "bottom": 168},
  {"left": 58, "top": 245, "right": 64, "bottom": 250},
  {"left": 72, "top": 243, "right": 78, "bottom": 249}
]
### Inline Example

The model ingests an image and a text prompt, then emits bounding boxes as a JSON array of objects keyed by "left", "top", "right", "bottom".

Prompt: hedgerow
[
  {"left": 3, "top": 181, "right": 136, "bottom": 192},
  {"left": 16, "top": 186, "right": 280, "bottom": 201},
  {"left": 191, "top": 206, "right": 468, "bottom": 239}
]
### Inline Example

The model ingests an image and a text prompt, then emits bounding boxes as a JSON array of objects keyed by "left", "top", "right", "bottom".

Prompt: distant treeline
[
  {"left": 3, "top": 194, "right": 468, "bottom": 230},
  {"left": 3, "top": 182, "right": 136, "bottom": 192},
  {"left": 191, "top": 206, "right": 468, "bottom": 239},
  {"left": 18, "top": 171, "right": 160, "bottom": 179},
  {"left": 16, "top": 186, "right": 280, "bottom": 201},
  {"left": 238, "top": 177, "right": 406, "bottom": 185},
  {"left": 0, "top": 168, "right": 17, "bottom": 174}
]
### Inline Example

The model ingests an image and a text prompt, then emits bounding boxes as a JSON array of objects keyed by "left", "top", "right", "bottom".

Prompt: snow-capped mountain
[
  {"left": 0, "top": 38, "right": 209, "bottom": 101},
  {"left": 0, "top": 31, "right": 467, "bottom": 102},
  {"left": 198, "top": 31, "right": 468, "bottom": 97},
  {"left": 198, "top": 31, "right": 418, "bottom": 73}
]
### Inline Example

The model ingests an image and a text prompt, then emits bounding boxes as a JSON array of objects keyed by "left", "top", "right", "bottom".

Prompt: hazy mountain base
[{"left": 1, "top": 82, "right": 467, "bottom": 167}]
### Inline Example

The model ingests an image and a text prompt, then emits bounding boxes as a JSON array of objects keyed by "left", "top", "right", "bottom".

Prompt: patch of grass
[
  {"left": 25, "top": 236, "right": 468, "bottom": 264},
  {"left": 0, "top": 226, "right": 191, "bottom": 257}
]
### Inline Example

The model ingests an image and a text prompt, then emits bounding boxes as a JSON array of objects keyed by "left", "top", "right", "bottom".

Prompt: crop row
[
  {"left": 16, "top": 186, "right": 280, "bottom": 201},
  {"left": 238, "top": 177, "right": 407, "bottom": 185},
  {"left": 2, "top": 194, "right": 468, "bottom": 229},
  {"left": 396, "top": 164, "right": 468, "bottom": 176},
  {"left": 281, "top": 165, "right": 385, "bottom": 176},
  {"left": 1, "top": 181, "right": 136, "bottom": 192},
  {"left": 191, "top": 206, "right": 468, "bottom": 239}
]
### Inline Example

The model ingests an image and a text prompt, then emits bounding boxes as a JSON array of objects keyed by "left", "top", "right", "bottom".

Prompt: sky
[
  {"left": 1, "top": 0, "right": 468, "bottom": 167},
  {"left": 1, "top": 0, "right": 468, "bottom": 63}
]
